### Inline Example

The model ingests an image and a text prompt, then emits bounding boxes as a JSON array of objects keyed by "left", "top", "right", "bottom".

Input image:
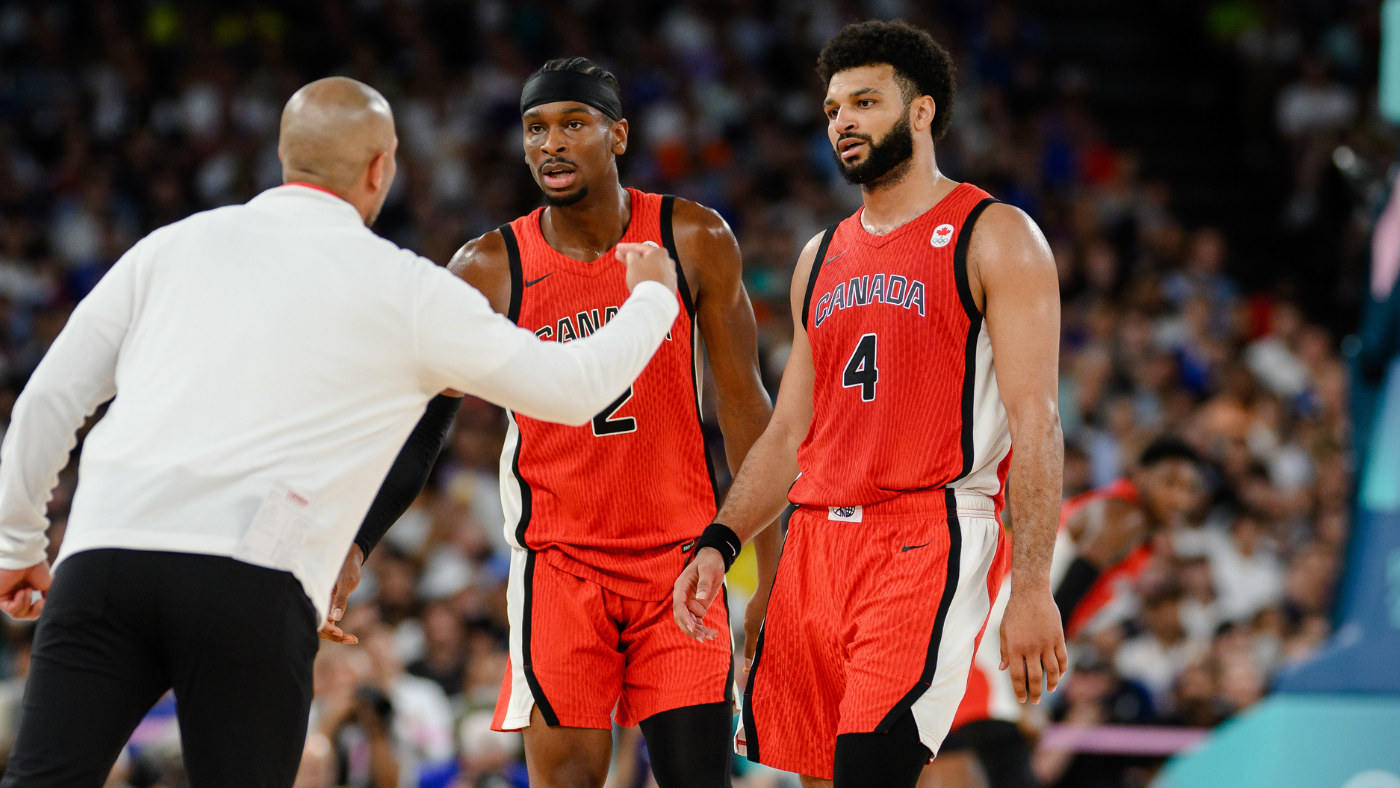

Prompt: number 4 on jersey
[
  {"left": 592, "top": 386, "right": 638, "bottom": 436},
  {"left": 842, "top": 333, "right": 878, "bottom": 402}
]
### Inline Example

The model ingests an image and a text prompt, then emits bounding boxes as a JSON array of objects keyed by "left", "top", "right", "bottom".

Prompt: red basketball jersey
[
  {"left": 497, "top": 190, "right": 718, "bottom": 600},
  {"left": 789, "top": 182, "right": 1012, "bottom": 510}
]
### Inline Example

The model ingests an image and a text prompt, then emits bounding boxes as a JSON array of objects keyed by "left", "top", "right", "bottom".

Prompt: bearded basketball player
[
  {"left": 673, "top": 21, "right": 1067, "bottom": 788},
  {"left": 447, "top": 59, "right": 780, "bottom": 788}
]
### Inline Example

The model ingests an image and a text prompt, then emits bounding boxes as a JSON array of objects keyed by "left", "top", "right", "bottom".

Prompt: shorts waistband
[{"left": 805, "top": 488, "right": 996, "bottom": 521}]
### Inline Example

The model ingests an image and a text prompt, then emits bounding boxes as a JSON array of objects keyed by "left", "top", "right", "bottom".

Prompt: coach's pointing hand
[
  {"left": 0, "top": 562, "right": 50, "bottom": 620},
  {"left": 673, "top": 547, "right": 724, "bottom": 641},
  {"left": 617, "top": 242, "right": 678, "bottom": 295},
  {"left": 999, "top": 586, "right": 1068, "bottom": 705}
]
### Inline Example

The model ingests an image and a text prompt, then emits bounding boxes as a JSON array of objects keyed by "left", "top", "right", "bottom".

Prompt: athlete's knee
[
  {"left": 640, "top": 702, "right": 733, "bottom": 788},
  {"left": 543, "top": 757, "right": 608, "bottom": 788},
  {"left": 832, "top": 711, "right": 932, "bottom": 788}
]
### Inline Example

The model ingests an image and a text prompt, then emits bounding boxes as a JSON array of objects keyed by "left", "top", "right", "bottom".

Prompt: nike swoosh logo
[
  {"left": 901, "top": 542, "right": 930, "bottom": 553},
  {"left": 524, "top": 272, "right": 554, "bottom": 287},
  {"left": 825, "top": 250, "right": 847, "bottom": 264}
]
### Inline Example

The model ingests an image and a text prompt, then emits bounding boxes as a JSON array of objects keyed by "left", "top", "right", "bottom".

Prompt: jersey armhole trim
[
  {"left": 952, "top": 197, "right": 997, "bottom": 482},
  {"left": 952, "top": 198, "right": 998, "bottom": 321},
  {"left": 499, "top": 223, "right": 523, "bottom": 325},
  {"left": 800, "top": 225, "right": 839, "bottom": 330},
  {"left": 660, "top": 195, "right": 697, "bottom": 320}
]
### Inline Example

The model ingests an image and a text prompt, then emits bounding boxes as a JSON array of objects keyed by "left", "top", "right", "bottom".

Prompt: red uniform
[
  {"left": 1058, "top": 479, "right": 1151, "bottom": 638},
  {"left": 744, "top": 183, "right": 1012, "bottom": 778},
  {"left": 492, "top": 190, "right": 732, "bottom": 732}
]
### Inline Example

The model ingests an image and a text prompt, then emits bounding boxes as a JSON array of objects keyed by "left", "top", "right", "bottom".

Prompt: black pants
[{"left": 1, "top": 549, "right": 320, "bottom": 788}]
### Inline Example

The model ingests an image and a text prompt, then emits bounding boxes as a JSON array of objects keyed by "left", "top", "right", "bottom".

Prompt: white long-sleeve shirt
[{"left": 0, "top": 184, "right": 678, "bottom": 623}]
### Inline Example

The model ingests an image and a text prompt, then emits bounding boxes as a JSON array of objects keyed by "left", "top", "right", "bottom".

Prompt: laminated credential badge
[{"left": 233, "top": 481, "right": 317, "bottom": 571}]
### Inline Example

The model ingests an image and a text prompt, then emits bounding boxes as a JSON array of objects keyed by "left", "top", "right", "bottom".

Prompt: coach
[{"left": 0, "top": 77, "right": 679, "bottom": 788}]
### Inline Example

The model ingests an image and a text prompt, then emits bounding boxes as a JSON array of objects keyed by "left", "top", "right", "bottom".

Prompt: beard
[
  {"left": 542, "top": 183, "right": 590, "bottom": 207},
  {"left": 834, "top": 107, "right": 915, "bottom": 188}
]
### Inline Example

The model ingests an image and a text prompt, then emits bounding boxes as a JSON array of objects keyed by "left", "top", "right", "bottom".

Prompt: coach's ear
[{"left": 611, "top": 118, "right": 629, "bottom": 156}]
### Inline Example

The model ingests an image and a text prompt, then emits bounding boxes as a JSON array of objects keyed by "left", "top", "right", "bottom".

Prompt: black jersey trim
[
  {"left": 661, "top": 195, "right": 697, "bottom": 320},
  {"left": 952, "top": 197, "right": 997, "bottom": 482},
  {"left": 800, "top": 225, "right": 839, "bottom": 330},
  {"left": 876, "top": 488, "right": 963, "bottom": 732},
  {"left": 509, "top": 413, "right": 534, "bottom": 549},
  {"left": 519, "top": 549, "right": 559, "bottom": 726},
  {"left": 662, "top": 194, "right": 721, "bottom": 503},
  {"left": 499, "top": 223, "right": 524, "bottom": 325}
]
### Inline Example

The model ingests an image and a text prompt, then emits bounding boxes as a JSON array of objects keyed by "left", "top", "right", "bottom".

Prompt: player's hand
[
  {"left": 0, "top": 562, "right": 51, "bottom": 620},
  {"left": 319, "top": 544, "right": 364, "bottom": 644},
  {"left": 673, "top": 546, "right": 725, "bottom": 641},
  {"left": 999, "top": 585, "right": 1068, "bottom": 705},
  {"left": 617, "top": 242, "right": 678, "bottom": 294}
]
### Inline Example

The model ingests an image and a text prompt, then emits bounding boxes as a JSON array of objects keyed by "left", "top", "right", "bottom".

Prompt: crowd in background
[{"left": 0, "top": 1, "right": 1381, "bottom": 787}]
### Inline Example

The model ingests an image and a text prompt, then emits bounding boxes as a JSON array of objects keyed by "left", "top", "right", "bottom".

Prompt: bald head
[{"left": 279, "top": 77, "right": 397, "bottom": 206}]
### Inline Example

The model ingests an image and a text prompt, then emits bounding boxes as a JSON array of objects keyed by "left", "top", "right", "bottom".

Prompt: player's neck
[
  {"left": 858, "top": 155, "right": 957, "bottom": 236},
  {"left": 541, "top": 179, "right": 631, "bottom": 263}
]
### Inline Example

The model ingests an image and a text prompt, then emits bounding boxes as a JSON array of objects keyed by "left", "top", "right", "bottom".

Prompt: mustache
[
  {"left": 538, "top": 156, "right": 578, "bottom": 172},
  {"left": 837, "top": 131, "right": 874, "bottom": 145}
]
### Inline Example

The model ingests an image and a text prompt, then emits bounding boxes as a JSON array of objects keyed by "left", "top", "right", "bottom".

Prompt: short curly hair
[{"left": 816, "top": 20, "right": 956, "bottom": 142}]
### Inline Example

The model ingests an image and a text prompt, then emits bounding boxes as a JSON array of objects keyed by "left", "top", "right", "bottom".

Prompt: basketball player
[
  {"left": 1053, "top": 436, "right": 1202, "bottom": 638},
  {"left": 447, "top": 59, "right": 779, "bottom": 788},
  {"left": 672, "top": 21, "right": 1066, "bottom": 788}
]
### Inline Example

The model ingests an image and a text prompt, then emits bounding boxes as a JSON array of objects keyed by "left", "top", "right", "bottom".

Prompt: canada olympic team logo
[{"left": 930, "top": 224, "right": 955, "bottom": 248}]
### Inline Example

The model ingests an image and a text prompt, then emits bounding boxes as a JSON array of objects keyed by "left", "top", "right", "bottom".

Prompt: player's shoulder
[
  {"left": 668, "top": 196, "right": 729, "bottom": 236},
  {"left": 668, "top": 196, "right": 737, "bottom": 259},
  {"left": 447, "top": 227, "right": 512, "bottom": 281},
  {"left": 969, "top": 200, "right": 1047, "bottom": 251}
]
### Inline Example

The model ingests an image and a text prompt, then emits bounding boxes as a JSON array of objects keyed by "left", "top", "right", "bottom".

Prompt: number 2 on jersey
[
  {"left": 592, "top": 386, "right": 638, "bottom": 436},
  {"left": 842, "top": 333, "right": 879, "bottom": 402}
]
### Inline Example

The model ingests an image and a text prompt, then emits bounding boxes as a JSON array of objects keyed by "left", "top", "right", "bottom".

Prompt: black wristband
[
  {"left": 1053, "top": 555, "right": 1102, "bottom": 627},
  {"left": 694, "top": 523, "right": 742, "bottom": 571}
]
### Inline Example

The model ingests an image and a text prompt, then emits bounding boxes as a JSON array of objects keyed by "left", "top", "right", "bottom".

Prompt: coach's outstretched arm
[
  {"left": 672, "top": 231, "right": 824, "bottom": 641},
  {"left": 418, "top": 242, "right": 679, "bottom": 426},
  {"left": 970, "top": 203, "right": 1067, "bottom": 705}
]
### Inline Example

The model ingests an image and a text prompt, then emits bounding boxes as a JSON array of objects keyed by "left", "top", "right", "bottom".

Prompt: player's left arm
[
  {"left": 968, "top": 202, "right": 1068, "bottom": 705},
  {"left": 672, "top": 199, "right": 780, "bottom": 669}
]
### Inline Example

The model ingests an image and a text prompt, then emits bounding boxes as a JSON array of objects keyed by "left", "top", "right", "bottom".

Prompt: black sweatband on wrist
[
  {"left": 694, "top": 523, "right": 742, "bottom": 571},
  {"left": 520, "top": 70, "right": 621, "bottom": 120},
  {"left": 1054, "top": 555, "right": 1102, "bottom": 627}
]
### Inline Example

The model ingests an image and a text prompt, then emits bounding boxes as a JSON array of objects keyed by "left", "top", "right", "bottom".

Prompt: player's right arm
[
  {"left": 672, "top": 231, "right": 823, "bottom": 641},
  {"left": 415, "top": 236, "right": 678, "bottom": 427}
]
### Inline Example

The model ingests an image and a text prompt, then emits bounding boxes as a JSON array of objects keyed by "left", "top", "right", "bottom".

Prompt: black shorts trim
[
  {"left": 520, "top": 549, "right": 559, "bottom": 726},
  {"left": 875, "top": 488, "right": 964, "bottom": 732},
  {"left": 742, "top": 520, "right": 793, "bottom": 764}
]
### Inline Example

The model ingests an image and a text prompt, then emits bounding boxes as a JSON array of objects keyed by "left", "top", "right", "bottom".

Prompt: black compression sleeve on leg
[
  {"left": 1053, "top": 555, "right": 1102, "bottom": 627},
  {"left": 639, "top": 702, "right": 733, "bottom": 788},
  {"left": 832, "top": 710, "right": 931, "bottom": 788},
  {"left": 353, "top": 394, "right": 460, "bottom": 558}
]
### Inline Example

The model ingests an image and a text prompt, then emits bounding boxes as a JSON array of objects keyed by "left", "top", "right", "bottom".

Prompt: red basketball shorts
[
  {"left": 742, "top": 489, "right": 1009, "bottom": 779},
  {"left": 492, "top": 547, "right": 733, "bottom": 731}
]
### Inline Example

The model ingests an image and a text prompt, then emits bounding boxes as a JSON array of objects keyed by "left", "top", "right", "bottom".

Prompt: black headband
[{"left": 520, "top": 70, "right": 621, "bottom": 121}]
